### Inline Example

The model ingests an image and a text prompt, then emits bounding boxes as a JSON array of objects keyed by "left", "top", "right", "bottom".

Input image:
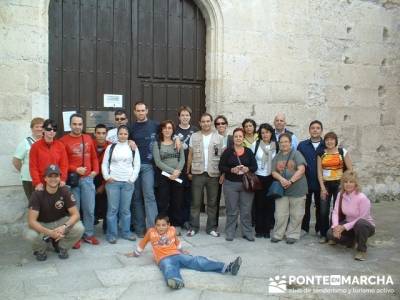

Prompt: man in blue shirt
[
  {"left": 129, "top": 102, "right": 160, "bottom": 237},
  {"left": 297, "top": 120, "right": 325, "bottom": 235}
]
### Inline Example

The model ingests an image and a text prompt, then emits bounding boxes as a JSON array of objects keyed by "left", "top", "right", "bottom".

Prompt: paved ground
[{"left": 0, "top": 201, "right": 399, "bottom": 300}]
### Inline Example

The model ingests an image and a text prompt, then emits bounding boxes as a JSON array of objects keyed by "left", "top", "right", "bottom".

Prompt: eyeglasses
[
  {"left": 115, "top": 117, "right": 127, "bottom": 121},
  {"left": 44, "top": 127, "right": 57, "bottom": 132},
  {"left": 215, "top": 122, "right": 226, "bottom": 126}
]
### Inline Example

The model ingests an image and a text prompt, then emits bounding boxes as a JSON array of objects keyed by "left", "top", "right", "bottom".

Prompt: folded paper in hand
[{"left": 161, "top": 171, "right": 183, "bottom": 184}]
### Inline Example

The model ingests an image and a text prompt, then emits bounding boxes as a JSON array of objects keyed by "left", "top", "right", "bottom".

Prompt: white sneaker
[{"left": 208, "top": 230, "right": 220, "bottom": 237}]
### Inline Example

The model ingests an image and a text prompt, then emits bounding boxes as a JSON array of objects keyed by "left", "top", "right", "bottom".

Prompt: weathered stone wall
[
  {"left": 0, "top": 0, "right": 399, "bottom": 235},
  {"left": 0, "top": 0, "right": 49, "bottom": 234}
]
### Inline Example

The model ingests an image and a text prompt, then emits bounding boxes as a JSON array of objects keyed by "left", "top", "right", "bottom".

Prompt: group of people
[{"left": 13, "top": 103, "right": 376, "bottom": 289}]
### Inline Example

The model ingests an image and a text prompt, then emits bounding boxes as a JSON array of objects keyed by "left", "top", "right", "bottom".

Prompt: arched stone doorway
[{"left": 48, "top": 0, "right": 208, "bottom": 130}]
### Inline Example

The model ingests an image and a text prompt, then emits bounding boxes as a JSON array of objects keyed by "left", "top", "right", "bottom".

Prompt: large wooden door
[{"left": 49, "top": 0, "right": 206, "bottom": 131}]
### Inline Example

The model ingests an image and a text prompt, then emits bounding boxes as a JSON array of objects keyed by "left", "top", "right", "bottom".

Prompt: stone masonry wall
[{"left": 0, "top": 0, "right": 399, "bottom": 235}]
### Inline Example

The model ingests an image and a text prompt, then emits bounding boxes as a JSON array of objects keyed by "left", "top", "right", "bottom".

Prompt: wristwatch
[{"left": 63, "top": 223, "right": 70, "bottom": 229}]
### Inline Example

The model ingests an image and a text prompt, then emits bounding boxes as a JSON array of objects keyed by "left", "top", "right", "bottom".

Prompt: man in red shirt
[
  {"left": 93, "top": 124, "right": 110, "bottom": 232},
  {"left": 60, "top": 113, "right": 99, "bottom": 248}
]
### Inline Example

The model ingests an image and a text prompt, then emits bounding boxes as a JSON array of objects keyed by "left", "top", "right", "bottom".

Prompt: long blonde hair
[{"left": 340, "top": 170, "right": 361, "bottom": 194}]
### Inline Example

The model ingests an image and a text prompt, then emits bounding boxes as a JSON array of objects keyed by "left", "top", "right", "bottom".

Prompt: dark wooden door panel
[{"left": 49, "top": 0, "right": 205, "bottom": 131}]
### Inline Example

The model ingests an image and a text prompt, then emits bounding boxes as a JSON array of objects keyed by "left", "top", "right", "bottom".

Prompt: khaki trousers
[
  {"left": 25, "top": 216, "right": 84, "bottom": 252},
  {"left": 272, "top": 196, "right": 305, "bottom": 240}
]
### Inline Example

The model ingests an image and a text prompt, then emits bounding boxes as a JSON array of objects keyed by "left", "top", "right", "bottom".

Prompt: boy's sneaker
[
  {"left": 328, "top": 239, "right": 337, "bottom": 245},
  {"left": 226, "top": 256, "right": 242, "bottom": 276},
  {"left": 83, "top": 236, "right": 100, "bottom": 245},
  {"left": 167, "top": 278, "right": 185, "bottom": 289},
  {"left": 34, "top": 250, "right": 47, "bottom": 261},
  {"left": 354, "top": 251, "right": 367, "bottom": 261},
  {"left": 72, "top": 240, "right": 81, "bottom": 249},
  {"left": 58, "top": 248, "right": 69, "bottom": 259}
]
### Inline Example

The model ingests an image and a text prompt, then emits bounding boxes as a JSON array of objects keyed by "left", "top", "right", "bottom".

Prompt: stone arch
[{"left": 193, "top": 0, "right": 224, "bottom": 114}]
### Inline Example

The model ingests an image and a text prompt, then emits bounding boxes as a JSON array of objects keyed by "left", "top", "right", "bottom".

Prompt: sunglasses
[
  {"left": 115, "top": 117, "right": 127, "bottom": 121},
  {"left": 215, "top": 122, "right": 226, "bottom": 126},
  {"left": 44, "top": 127, "right": 57, "bottom": 132}
]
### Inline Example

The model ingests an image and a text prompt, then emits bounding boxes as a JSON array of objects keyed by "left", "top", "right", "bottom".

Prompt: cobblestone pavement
[{"left": 0, "top": 201, "right": 399, "bottom": 300}]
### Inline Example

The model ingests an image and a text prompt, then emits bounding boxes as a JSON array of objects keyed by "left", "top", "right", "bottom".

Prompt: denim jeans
[
  {"left": 105, "top": 181, "right": 135, "bottom": 240},
  {"left": 159, "top": 254, "right": 225, "bottom": 283},
  {"left": 131, "top": 163, "right": 158, "bottom": 234},
  {"left": 71, "top": 176, "right": 96, "bottom": 237}
]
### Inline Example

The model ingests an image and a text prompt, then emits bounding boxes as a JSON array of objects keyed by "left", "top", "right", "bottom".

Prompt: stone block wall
[{"left": 0, "top": 0, "right": 399, "bottom": 235}]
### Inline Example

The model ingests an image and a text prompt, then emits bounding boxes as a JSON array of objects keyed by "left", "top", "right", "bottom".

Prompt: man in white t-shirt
[
  {"left": 186, "top": 113, "right": 224, "bottom": 237},
  {"left": 106, "top": 109, "right": 129, "bottom": 144}
]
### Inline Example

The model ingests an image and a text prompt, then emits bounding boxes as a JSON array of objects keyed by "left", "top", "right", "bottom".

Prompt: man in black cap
[{"left": 25, "top": 164, "right": 84, "bottom": 261}]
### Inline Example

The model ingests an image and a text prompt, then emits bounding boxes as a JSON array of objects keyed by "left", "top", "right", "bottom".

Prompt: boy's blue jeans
[{"left": 159, "top": 254, "right": 226, "bottom": 283}]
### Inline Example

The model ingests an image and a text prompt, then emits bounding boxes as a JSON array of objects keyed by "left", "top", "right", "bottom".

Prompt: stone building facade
[{"left": 1, "top": 0, "right": 399, "bottom": 234}]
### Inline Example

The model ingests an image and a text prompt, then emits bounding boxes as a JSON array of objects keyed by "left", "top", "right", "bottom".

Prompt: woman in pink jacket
[{"left": 327, "top": 170, "right": 375, "bottom": 261}]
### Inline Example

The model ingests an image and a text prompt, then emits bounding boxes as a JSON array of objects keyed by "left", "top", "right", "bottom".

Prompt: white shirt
[
  {"left": 102, "top": 141, "right": 141, "bottom": 183},
  {"left": 312, "top": 141, "right": 321, "bottom": 150},
  {"left": 106, "top": 128, "right": 118, "bottom": 144},
  {"left": 252, "top": 143, "right": 276, "bottom": 176}
]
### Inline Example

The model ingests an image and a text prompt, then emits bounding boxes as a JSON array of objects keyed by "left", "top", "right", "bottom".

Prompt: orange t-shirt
[{"left": 137, "top": 226, "right": 181, "bottom": 264}]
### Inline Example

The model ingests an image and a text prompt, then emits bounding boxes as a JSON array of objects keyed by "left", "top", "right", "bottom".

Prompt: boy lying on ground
[{"left": 126, "top": 214, "right": 242, "bottom": 289}]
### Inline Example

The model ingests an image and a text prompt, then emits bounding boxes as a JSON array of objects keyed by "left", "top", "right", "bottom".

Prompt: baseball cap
[{"left": 45, "top": 164, "right": 61, "bottom": 177}]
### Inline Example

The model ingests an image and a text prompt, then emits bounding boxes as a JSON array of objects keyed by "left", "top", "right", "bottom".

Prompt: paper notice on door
[
  {"left": 62, "top": 111, "right": 76, "bottom": 132},
  {"left": 104, "top": 94, "right": 123, "bottom": 108},
  {"left": 161, "top": 171, "right": 183, "bottom": 184}
]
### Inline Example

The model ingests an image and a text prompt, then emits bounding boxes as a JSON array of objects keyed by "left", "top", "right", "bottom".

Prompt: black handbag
[
  {"left": 67, "top": 135, "right": 84, "bottom": 188},
  {"left": 266, "top": 150, "right": 292, "bottom": 201},
  {"left": 66, "top": 172, "right": 80, "bottom": 187}
]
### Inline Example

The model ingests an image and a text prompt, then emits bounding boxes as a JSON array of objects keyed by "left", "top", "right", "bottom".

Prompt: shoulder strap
[
  {"left": 254, "top": 139, "right": 261, "bottom": 154},
  {"left": 108, "top": 143, "right": 117, "bottom": 173},
  {"left": 26, "top": 137, "right": 35, "bottom": 146}
]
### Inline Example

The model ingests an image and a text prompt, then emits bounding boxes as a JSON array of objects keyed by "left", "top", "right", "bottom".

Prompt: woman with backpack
[
  {"left": 317, "top": 131, "right": 352, "bottom": 244},
  {"left": 251, "top": 123, "right": 277, "bottom": 238},
  {"left": 153, "top": 120, "right": 185, "bottom": 235},
  {"left": 102, "top": 125, "right": 141, "bottom": 244}
]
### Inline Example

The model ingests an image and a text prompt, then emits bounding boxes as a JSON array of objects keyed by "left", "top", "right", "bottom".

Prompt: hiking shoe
[
  {"left": 243, "top": 236, "right": 255, "bottom": 242},
  {"left": 286, "top": 238, "right": 297, "bottom": 244},
  {"left": 319, "top": 237, "right": 327, "bottom": 244},
  {"left": 354, "top": 251, "right": 367, "bottom": 261},
  {"left": 328, "top": 239, "right": 337, "bottom": 246},
  {"left": 58, "top": 248, "right": 69, "bottom": 259},
  {"left": 167, "top": 278, "right": 185, "bottom": 289},
  {"left": 227, "top": 256, "right": 242, "bottom": 276},
  {"left": 186, "top": 230, "right": 197, "bottom": 237},
  {"left": 208, "top": 230, "right": 220, "bottom": 237},
  {"left": 34, "top": 251, "right": 47, "bottom": 261},
  {"left": 108, "top": 238, "right": 117, "bottom": 244},
  {"left": 122, "top": 234, "right": 136, "bottom": 241},
  {"left": 72, "top": 240, "right": 81, "bottom": 249},
  {"left": 270, "top": 237, "right": 281, "bottom": 243},
  {"left": 83, "top": 236, "right": 100, "bottom": 245}
]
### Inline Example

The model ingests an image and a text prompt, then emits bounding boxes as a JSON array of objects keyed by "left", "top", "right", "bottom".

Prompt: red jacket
[
  {"left": 29, "top": 139, "right": 68, "bottom": 187},
  {"left": 60, "top": 134, "right": 99, "bottom": 177}
]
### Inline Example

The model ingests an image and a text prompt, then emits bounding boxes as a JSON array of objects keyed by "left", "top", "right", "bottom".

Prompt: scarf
[{"left": 258, "top": 140, "right": 276, "bottom": 174}]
